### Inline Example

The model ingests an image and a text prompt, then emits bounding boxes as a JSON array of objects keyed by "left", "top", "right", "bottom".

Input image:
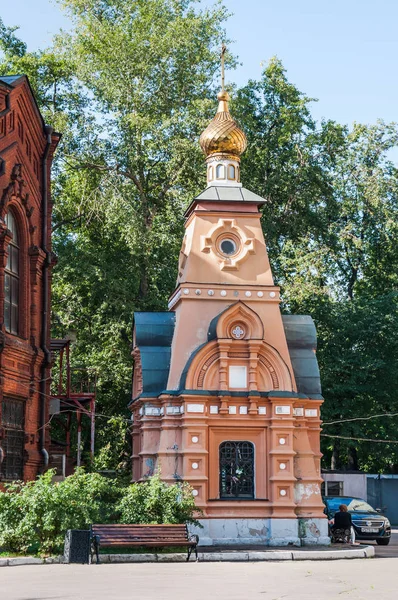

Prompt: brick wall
[{"left": 0, "top": 76, "right": 60, "bottom": 482}]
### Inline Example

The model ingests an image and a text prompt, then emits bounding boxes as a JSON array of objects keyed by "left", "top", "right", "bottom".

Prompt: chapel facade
[
  {"left": 130, "top": 80, "right": 328, "bottom": 545},
  {"left": 0, "top": 75, "right": 60, "bottom": 482}
]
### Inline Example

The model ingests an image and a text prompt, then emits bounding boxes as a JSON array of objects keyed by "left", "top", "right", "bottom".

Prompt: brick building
[{"left": 0, "top": 75, "right": 60, "bottom": 481}]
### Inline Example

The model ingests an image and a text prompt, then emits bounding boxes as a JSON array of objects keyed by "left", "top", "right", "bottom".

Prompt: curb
[{"left": 0, "top": 546, "right": 374, "bottom": 566}]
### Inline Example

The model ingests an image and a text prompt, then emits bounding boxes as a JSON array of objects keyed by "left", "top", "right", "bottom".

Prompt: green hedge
[{"left": 0, "top": 469, "right": 200, "bottom": 555}]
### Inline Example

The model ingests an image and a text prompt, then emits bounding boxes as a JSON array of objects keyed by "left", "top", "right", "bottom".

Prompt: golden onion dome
[{"left": 199, "top": 90, "right": 247, "bottom": 159}]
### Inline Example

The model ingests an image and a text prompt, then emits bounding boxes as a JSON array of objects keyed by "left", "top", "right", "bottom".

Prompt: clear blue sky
[{"left": 1, "top": 0, "right": 397, "bottom": 126}]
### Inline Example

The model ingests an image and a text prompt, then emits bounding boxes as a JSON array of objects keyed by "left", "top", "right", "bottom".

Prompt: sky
[{"left": 1, "top": 0, "right": 398, "bottom": 127}]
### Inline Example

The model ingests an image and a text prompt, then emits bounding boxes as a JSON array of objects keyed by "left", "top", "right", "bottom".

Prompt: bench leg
[
  {"left": 91, "top": 535, "right": 100, "bottom": 564},
  {"left": 187, "top": 544, "right": 198, "bottom": 562}
]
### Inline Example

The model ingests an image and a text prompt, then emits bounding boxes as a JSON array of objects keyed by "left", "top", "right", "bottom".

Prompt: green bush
[
  {"left": 0, "top": 469, "right": 121, "bottom": 555},
  {"left": 118, "top": 472, "right": 202, "bottom": 527},
  {"left": 0, "top": 470, "right": 201, "bottom": 556}
]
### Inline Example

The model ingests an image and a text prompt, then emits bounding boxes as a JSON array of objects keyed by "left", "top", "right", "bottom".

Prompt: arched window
[
  {"left": 228, "top": 164, "right": 235, "bottom": 180},
  {"left": 208, "top": 166, "right": 214, "bottom": 181},
  {"left": 219, "top": 441, "right": 254, "bottom": 499},
  {"left": 216, "top": 164, "right": 225, "bottom": 179},
  {"left": 4, "top": 210, "right": 20, "bottom": 335}
]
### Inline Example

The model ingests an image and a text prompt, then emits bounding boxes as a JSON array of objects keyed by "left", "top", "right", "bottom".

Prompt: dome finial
[
  {"left": 221, "top": 42, "right": 226, "bottom": 93},
  {"left": 199, "top": 44, "right": 247, "bottom": 187}
]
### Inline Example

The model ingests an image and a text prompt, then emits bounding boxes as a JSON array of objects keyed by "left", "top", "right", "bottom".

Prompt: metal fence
[{"left": 367, "top": 476, "right": 398, "bottom": 526}]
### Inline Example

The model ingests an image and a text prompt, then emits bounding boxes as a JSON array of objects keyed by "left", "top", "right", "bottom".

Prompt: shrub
[
  {"left": 0, "top": 469, "right": 121, "bottom": 555},
  {"left": 0, "top": 470, "right": 201, "bottom": 556},
  {"left": 118, "top": 472, "right": 202, "bottom": 527}
]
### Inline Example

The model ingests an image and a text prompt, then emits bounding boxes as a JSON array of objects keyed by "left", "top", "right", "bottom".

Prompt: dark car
[{"left": 323, "top": 496, "right": 391, "bottom": 545}]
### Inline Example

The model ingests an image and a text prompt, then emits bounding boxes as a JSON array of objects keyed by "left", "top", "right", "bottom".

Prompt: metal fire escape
[{"left": 50, "top": 339, "right": 96, "bottom": 472}]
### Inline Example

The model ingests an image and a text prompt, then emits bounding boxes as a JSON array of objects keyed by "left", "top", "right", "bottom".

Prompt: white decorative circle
[
  {"left": 280, "top": 489, "right": 287, "bottom": 497},
  {"left": 220, "top": 290, "right": 227, "bottom": 297},
  {"left": 232, "top": 325, "right": 245, "bottom": 339},
  {"left": 257, "top": 291, "right": 264, "bottom": 298},
  {"left": 195, "top": 289, "right": 201, "bottom": 295},
  {"left": 279, "top": 463, "right": 287, "bottom": 470},
  {"left": 192, "top": 462, "right": 199, "bottom": 470},
  {"left": 270, "top": 291, "right": 276, "bottom": 298},
  {"left": 191, "top": 436, "right": 199, "bottom": 444},
  {"left": 245, "top": 291, "right": 252, "bottom": 297},
  {"left": 279, "top": 437, "right": 286, "bottom": 445},
  {"left": 208, "top": 289, "right": 215, "bottom": 296},
  {"left": 192, "top": 489, "right": 199, "bottom": 497},
  {"left": 183, "top": 288, "right": 189, "bottom": 295}
]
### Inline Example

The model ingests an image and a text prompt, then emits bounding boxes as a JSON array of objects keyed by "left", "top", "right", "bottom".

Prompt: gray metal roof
[
  {"left": 0, "top": 75, "right": 23, "bottom": 86},
  {"left": 282, "top": 315, "right": 322, "bottom": 399},
  {"left": 184, "top": 185, "right": 265, "bottom": 217},
  {"left": 195, "top": 186, "right": 265, "bottom": 203},
  {"left": 131, "top": 312, "right": 175, "bottom": 402}
]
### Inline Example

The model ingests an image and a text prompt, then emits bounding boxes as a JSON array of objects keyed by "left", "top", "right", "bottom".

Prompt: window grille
[
  {"left": 0, "top": 398, "right": 25, "bottom": 480},
  {"left": 219, "top": 441, "right": 254, "bottom": 499}
]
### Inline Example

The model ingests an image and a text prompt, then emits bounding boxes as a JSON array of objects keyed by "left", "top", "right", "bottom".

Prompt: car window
[
  {"left": 325, "top": 497, "right": 376, "bottom": 514},
  {"left": 346, "top": 499, "right": 375, "bottom": 513}
]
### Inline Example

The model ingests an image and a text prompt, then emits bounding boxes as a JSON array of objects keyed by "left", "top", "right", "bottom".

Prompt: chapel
[{"left": 130, "top": 63, "right": 328, "bottom": 545}]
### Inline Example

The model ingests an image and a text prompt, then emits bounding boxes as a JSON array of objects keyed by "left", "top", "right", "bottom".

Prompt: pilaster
[{"left": 268, "top": 396, "right": 297, "bottom": 518}]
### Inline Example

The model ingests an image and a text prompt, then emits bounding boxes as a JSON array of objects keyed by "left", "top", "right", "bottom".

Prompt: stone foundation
[{"left": 189, "top": 518, "right": 330, "bottom": 547}]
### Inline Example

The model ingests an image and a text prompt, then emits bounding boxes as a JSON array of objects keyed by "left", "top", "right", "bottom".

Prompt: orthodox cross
[{"left": 221, "top": 43, "right": 226, "bottom": 92}]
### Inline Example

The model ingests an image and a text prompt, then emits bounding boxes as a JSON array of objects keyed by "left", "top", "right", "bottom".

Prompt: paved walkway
[{"left": 1, "top": 559, "right": 398, "bottom": 600}]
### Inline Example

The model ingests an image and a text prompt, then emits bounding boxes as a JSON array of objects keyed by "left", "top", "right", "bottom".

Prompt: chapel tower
[{"left": 130, "top": 51, "right": 328, "bottom": 546}]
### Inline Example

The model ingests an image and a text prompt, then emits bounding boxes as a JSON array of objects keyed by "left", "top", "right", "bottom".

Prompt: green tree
[
  {"left": 234, "top": 59, "right": 398, "bottom": 471},
  {"left": 2, "top": 2, "right": 233, "bottom": 470}
]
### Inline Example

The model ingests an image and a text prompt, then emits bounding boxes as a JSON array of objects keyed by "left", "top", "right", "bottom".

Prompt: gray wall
[{"left": 322, "top": 473, "right": 367, "bottom": 499}]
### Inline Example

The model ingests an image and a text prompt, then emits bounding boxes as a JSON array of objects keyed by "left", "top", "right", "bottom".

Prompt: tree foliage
[
  {"left": 118, "top": 471, "right": 201, "bottom": 527},
  {"left": 0, "top": 469, "right": 121, "bottom": 555},
  {"left": 233, "top": 60, "right": 398, "bottom": 470}
]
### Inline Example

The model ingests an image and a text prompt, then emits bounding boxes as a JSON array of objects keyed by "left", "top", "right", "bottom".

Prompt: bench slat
[{"left": 92, "top": 524, "right": 187, "bottom": 528}]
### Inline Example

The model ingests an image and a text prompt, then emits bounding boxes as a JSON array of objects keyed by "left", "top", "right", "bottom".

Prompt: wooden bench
[{"left": 90, "top": 524, "right": 199, "bottom": 563}]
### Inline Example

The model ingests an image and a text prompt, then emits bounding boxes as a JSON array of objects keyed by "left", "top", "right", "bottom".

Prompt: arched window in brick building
[
  {"left": 219, "top": 441, "right": 254, "bottom": 499},
  {"left": 4, "top": 210, "right": 20, "bottom": 335}
]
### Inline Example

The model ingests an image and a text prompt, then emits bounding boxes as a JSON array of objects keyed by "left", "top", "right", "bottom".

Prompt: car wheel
[{"left": 376, "top": 538, "right": 390, "bottom": 546}]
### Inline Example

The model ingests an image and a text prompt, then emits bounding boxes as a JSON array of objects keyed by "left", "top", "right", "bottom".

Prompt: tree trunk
[
  {"left": 331, "top": 438, "right": 341, "bottom": 470},
  {"left": 347, "top": 446, "right": 359, "bottom": 471}
]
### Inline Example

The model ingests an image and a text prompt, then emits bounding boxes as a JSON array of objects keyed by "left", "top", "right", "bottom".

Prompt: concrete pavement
[
  {"left": 1, "top": 559, "right": 397, "bottom": 600},
  {"left": 372, "top": 529, "right": 398, "bottom": 558}
]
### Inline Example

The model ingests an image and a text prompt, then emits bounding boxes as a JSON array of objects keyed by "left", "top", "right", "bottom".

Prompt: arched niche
[
  {"left": 216, "top": 301, "right": 264, "bottom": 340},
  {"left": 185, "top": 340, "right": 294, "bottom": 393}
]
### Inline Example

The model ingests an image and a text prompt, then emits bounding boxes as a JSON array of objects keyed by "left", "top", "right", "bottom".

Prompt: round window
[{"left": 220, "top": 238, "right": 237, "bottom": 256}]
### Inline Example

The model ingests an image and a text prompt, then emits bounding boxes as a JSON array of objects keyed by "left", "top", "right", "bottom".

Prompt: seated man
[{"left": 330, "top": 503, "right": 358, "bottom": 545}]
